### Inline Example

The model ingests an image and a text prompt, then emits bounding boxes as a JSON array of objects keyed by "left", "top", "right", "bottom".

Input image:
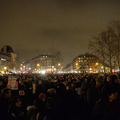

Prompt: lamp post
[
  {"left": 4, "top": 67, "right": 7, "bottom": 74},
  {"left": 95, "top": 62, "right": 98, "bottom": 73},
  {"left": 57, "top": 63, "right": 61, "bottom": 73},
  {"left": 58, "top": 63, "right": 61, "bottom": 67}
]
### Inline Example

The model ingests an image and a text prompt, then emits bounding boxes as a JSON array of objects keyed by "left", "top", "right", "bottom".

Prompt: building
[
  {"left": 22, "top": 54, "right": 62, "bottom": 73},
  {"left": 64, "top": 53, "right": 109, "bottom": 73},
  {"left": 0, "top": 45, "right": 16, "bottom": 74}
]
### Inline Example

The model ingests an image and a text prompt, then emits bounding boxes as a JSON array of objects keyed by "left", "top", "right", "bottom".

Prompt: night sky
[{"left": 0, "top": 0, "right": 120, "bottom": 66}]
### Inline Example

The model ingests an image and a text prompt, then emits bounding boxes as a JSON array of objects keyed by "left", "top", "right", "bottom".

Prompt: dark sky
[{"left": 0, "top": 0, "right": 120, "bottom": 66}]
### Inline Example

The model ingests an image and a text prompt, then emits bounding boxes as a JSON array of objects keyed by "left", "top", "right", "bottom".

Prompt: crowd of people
[{"left": 0, "top": 73, "right": 120, "bottom": 120}]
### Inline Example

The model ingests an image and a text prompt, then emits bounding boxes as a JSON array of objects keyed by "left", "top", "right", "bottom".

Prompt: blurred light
[
  {"left": 76, "top": 63, "right": 78, "bottom": 66},
  {"left": 90, "top": 68, "right": 92, "bottom": 71},
  {"left": 96, "top": 63, "right": 98, "bottom": 65},
  {"left": 41, "top": 70, "right": 46, "bottom": 74},
  {"left": 37, "top": 64, "right": 40, "bottom": 67},
  {"left": 1, "top": 58, "right": 6, "bottom": 61},
  {"left": 20, "top": 67, "right": 22, "bottom": 70},
  {"left": 4, "top": 67, "right": 7, "bottom": 70},
  {"left": 58, "top": 63, "right": 61, "bottom": 66}
]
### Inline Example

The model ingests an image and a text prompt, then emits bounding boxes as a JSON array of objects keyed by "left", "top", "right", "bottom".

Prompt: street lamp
[
  {"left": 4, "top": 67, "right": 7, "bottom": 74},
  {"left": 37, "top": 64, "right": 40, "bottom": 67},
  {"left": 57, "top": 63, "right": 61, "bottom": 73},
  {"left": 4, "top": 67, "right": 7, "bottom": 70},
  {"left": 95, "top": 63, "right": 98, "bottom": 66},
  {"left": 76, "top": 63, "right": 78, "bottom": 66},
  {"left": 58, "top": 63, "right": 61, "bottom": 66}
]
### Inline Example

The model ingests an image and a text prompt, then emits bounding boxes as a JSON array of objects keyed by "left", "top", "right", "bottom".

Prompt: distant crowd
[{"left": 0, "top": 73, "right": 120, "bottom": 120}]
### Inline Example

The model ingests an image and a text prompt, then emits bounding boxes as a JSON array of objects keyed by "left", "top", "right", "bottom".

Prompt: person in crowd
[
  {"left": 80, "top": 77, "right": 90, "bottom": 102},
  {"left": 27, "top": 93, "right": 46, "bottom": 120},
  {"left": 18, "top": 84, "right": 30, "bottom": 110},
  {"left": 104, "top": 74, "right": 111, "bottom": 85},
  {"left": 0, "top": 88, "right": 12, "bottom": 119},
  {"left": 9, "top": 96, "right": 27, "bottom": 120},
  {"left": 109, "top": 74, "right": 120, "bottom": 90},
  {"left": 87, "top": 76, "right": 104, "bottom": 109},
  {"left": 1, "top": 73, "right": 120, "bottom": 120},
  {"left": 92, "top": 85, "right": 120, "bottom": 120},
  {"left": 0, "top": 79, "right": 5, "bottom": 93}
]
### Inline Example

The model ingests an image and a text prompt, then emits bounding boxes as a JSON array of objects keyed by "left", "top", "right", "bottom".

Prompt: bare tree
[
  {"left": 89, "top": 20, "right": 120, "bottom": 73},
  {"left": 102, "top": 29, "right": 115, "bottom": 73},
  {"left": 107, "top": 20, "right": 120, "bottom": 70},
  {"left": 89, "top": 32, "right": 106, "bottom": 72}
]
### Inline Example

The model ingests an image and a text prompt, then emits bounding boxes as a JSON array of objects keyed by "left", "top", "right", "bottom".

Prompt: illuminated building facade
[
  {"left": 64, "top": 53, "right": 109, "bottom": 73},
  {"left": 24, "top": 54, "right": 62, "bottom": 73},
  {"left": 0, "top": 45, "right": 16, "bottom": 74}
]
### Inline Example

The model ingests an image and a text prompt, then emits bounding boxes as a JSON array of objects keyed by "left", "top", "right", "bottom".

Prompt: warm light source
[
  {"left": 37, "top": 64, "right": 40, "bottom": 67},
  {"left": 76, "top": 63, "right": 78, "bottom": 66},
  {"left": 101, "top": 66, "right": 103, "bottom": 69},
  {"left": 52, "top": 66, "right": 54, "bottom": 68},
  {"left": 58, "top": 63, "right": 61, "bottom": 66},
  {"left": 90, "top": 68, "right": 92, "bottom": 71},
  {"left": 1, "top": 71, "right": 4, "bottom": 74},
  {"left": 96, "top": 63, "right": 98, "bottom": 65},
  {"left": 41, "top": 70, "right": 46, "bottom": 74},
  {"left": 4, "top": 67, "right": 7, "bottom": 70}
]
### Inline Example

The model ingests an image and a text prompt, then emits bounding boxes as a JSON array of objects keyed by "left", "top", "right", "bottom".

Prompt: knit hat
[
  {"left": 47, "top": 88, "right": 56, "bottom": 94},
  {"left": 39, "top": 93, "right": 46, "bottom": 101}
]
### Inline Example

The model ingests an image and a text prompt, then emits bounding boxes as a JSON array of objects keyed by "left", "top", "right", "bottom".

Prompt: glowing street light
[
  {"left": 58, "top": 63, "right": 61, "bottom": 66},
  {"left": 4, "top": 67, "right": 7, "bottom": 70},
  {"left": 76, "top": 63, "right": 78, "bottom": 66},
  {"left": 90, "top": 68, "right": 92, "bottom": 71},
  {"left": 96, "top": 63, "right": 98, "bottom": 65},
  {"left": 101, "top": 66, "right": 103, "bottom": 69},
  {"left": 37, "top": 64, "right": 40, "bottom": 67}
]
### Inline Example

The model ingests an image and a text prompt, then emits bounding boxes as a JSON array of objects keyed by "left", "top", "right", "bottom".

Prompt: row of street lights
[{"left": 19, "top": 62, "right": 62, "bottom": 74}]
